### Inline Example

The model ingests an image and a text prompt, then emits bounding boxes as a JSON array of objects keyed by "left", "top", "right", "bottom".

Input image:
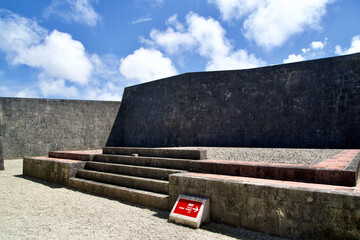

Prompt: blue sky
[{"left": 0, "top": 0, "right": 359, "bottom": 101}]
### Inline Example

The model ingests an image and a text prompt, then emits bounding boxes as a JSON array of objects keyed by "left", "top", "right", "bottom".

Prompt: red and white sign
[
  {"left": 173, "top": 198, "right": 202, "bottom": 218},
  {"left": 169, "top": 194, "right": 210, "bottom": 228}
]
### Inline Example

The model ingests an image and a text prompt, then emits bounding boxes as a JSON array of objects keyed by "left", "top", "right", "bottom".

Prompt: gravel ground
[
  {"left": 171, "top": 147, "right": 342, "bottom": 165},
  {"left": 0, "top": 160, "right": 286, "bottom": 240}
]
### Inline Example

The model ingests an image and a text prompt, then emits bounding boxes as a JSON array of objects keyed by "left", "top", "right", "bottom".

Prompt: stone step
[
  {"left": 85, "top": 161, "right": 186, "bottom": 180},
  {"left": 68, "top": 178, "right": 169, "bottom": 211},
  {"left": 76, "top": 169, "right": 169, "bottom": 194},
  {"left": 103, "top": 147, "right": 207, "bottom": 160},
  {"left": 93, "top": 154, "right": 195, "bottom": 170},
  {"left": 48, "top": 150, "right": 101, "bottom": 161}
]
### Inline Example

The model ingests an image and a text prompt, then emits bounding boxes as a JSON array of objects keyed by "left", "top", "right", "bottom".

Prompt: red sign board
[{"left": 173, "top": 198, "right": 202, "bottom": 218}]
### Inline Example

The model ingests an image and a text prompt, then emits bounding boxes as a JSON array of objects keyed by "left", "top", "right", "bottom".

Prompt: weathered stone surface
[
  {"left": 0, "top": 151, "right": 3, "bottom": 170},
  {"left": 23, "top": 157, "right": 86, "bottom": 185},
  {"left": 0, "top": 99, "right": 4, "bottom": 170},
  {"left": 108, "top": 53, "right": 360, "bottom": 148},
  {"left": 103, "top": 147, "right": 207, "bottom": 160},
  {"left": 68, "top": 178, "right": 170, "bottom": 211},
  {"left": 195, "top": 158, "right": 359, "bottom": 186},
  {"left": 0, "top": 97, "right": 121, "bottom": 160},
  {"left": 169, "top": 172, "right": 360, "bottom": 239}
]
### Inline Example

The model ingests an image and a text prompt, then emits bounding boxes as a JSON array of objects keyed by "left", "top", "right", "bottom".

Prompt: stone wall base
[{"left": 169, "top": 172, "right": 360, "bottom": 239}]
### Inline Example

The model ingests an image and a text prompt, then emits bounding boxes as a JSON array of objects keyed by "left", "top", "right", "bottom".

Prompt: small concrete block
[
  {"left": 132, "top": 153, "right": 139, "bottom": 157},
  {"left": 169, "top": 194, "right": 210, "bottom": 228}
]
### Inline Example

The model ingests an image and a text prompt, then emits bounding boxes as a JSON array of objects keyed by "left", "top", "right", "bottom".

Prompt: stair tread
[
  {"left": 93, "top": 154, "right": 194, "bottom": 170},
  {"left": 70, "top": 177, "right": 169, "bottom": 198},
  {"left": 98, "top": 153, "right": 196, "bottom": 162},
  {"left": 103, "top": 147, "right": 207, "bottom": 160},
  {"left": 77, "top": 169, "right": 169, "bottom": 183},
  {"left": 87, "top": 161, "right": 187, "bottom": 172}
]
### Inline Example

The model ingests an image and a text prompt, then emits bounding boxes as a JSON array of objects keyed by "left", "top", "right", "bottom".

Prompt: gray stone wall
[
  {"left": 0, "top": 97, "right": 121, "bottom": 166},
  {"left": 109, "top": 53, "right": 360, "bottom": 148}
]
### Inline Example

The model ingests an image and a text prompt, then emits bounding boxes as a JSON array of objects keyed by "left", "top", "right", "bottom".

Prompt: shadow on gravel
[
  {"left": 14, "top": 174, "right": 63, "bottom": 189},
  {"left": 65, "top": 187, "right": 286, "bottom": 240},
  {"left": 200, "top": 221, "right": 287, "bottom": 240},
  {"left": 151, "top": 210, "right": 170, "bottom": 220},
  {"left": 23, "top": 183, "right": 286, "bottom": 240},
  {"left": 150, "top": 209, "right": 286, "bottom": 240}
]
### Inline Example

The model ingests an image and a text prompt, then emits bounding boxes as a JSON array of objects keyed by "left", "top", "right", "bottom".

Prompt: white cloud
[
  {"left": 119, "top": 47, "right": 178, "bottom": 83},
  {"left": 166, "top": 14, "right": 185, "bottom": 32},
  {"left": 150, "top": 13, "right": 230, "bottom": 58},
  {"left": 0, "top": 10, "right": 124, "bottom": 100},
  {"left": 187, "top": 13, "right": 231, "bottom": 59},
  {"left": 44, "top": 0, "right": 100, "bottom": 27},
  {"left": 335, "top": 35, "right": 360, "bottom": 55},
  {"left": 132, "top": 16, "right": 152, "bottom": 25},
  {"left": 311, "top": 38, "right": 327, "bottom": 51},
  {"left": 16, "top": 30, "right": 93, "bottom": 85},
  {"left": 283, "top": 38, "right": 328, "bottom": 63},
  {"left": 148, "top": 12, "right": 265, "bottom": 71},
  {"left": 38, "top": 74, "right": 79, "bottom": 98},
  {"left": 149, "top": 28, "right": 195, "bottom": 55},
  {"left": 16, "top": 88, "right": 38, "bottom": 98},
  {"left": 208, "top": 0, "right": 258, "bottom": 21},
  {"left": 283, "top": 54, "right": 306, "bottom": 64},
  {"left": 302, "top": 48, "right": 310, "bottom": 54},
  {"left": 86, "top": 54, "right": 125, "bottom": 101},
  {"left": 311, "top": 41, "right": 325, "bottom": 50},
  {"left": 209, "top": 0, "right": 335, "bottom": 50},
  {"left": 83, "top": 81, "right": 124, "bottom": 101},
  {"left": 0, "top": 11, "right": 92, "bottom": 85},
  {"left": 206, "top": 49, "right": 265, "bottom": 71},
  {"left": 0, "top": 9, "right": 47, "bottom": 56}
]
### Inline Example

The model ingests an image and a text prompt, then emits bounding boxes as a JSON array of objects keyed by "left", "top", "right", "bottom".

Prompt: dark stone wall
[
  {"left": 109, "top": 53, "right": 360, "bottom": 148},
  {"left": 0, "top": 97, "right": 121, "bottom": 166}
]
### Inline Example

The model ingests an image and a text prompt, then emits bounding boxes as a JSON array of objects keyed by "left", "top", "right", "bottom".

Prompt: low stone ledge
[
  {"left": 48, "top": 150, "right": 102, "bottom": 161},
  {"left": 169, "top": 172, "right": 360, "bottom": 239},
  {"left": 345, "top": 151, "right": 360, "bottom": 173},
  {"left": 103, "top": 147, "right": 207, "bottom": 160},
  {"left": 23, "top": 157, "right": 86, "bottom": 186}
]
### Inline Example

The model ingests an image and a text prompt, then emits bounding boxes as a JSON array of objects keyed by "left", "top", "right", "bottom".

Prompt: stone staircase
[{"left": 48, "top": 147, "right": 206, "bottom": 211}]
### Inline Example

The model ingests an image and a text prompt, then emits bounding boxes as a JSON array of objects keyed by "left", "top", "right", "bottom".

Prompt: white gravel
[
  {"left": 0, "top": 159, "right": 286, "bottom": 240},
  {"left": 170, "top": 147, "right": 342, "bottom": 165}
]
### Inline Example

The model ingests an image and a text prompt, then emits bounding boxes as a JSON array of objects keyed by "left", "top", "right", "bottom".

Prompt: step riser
[
  {"left": 77, "top": 170, "right": 169, "bottom": 194},
  {"left": 85, "top": 162, "right": 184, "bottom": 180},
  {"left": 93, "top": 154, "right": 194, "bottom": 170},
  {"left": 103, "top": 147, "right": 207, "bottom": 160},
  {"left": 69, "top": 178, "right": 169, "bottom": 211},
  {"left": 48, "top": 151, "right": 101, "bottom": 161}
]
